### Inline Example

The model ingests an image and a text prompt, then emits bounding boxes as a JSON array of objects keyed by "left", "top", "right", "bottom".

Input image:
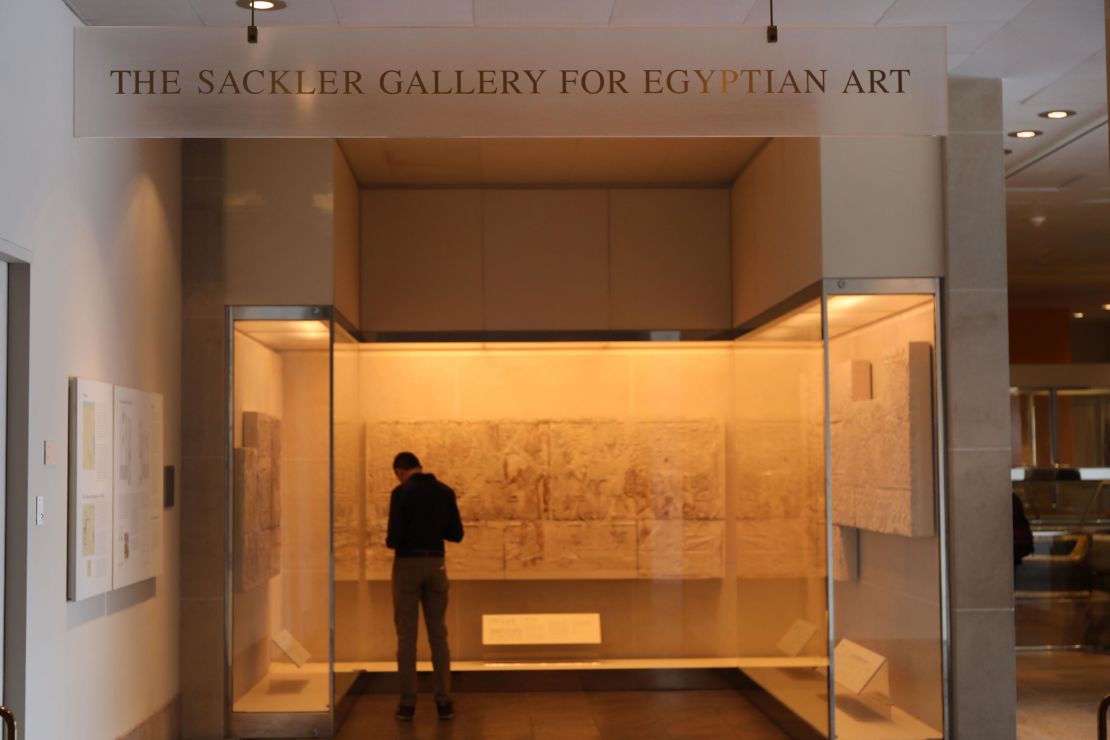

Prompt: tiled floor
[
  {"left": 336, "top": 690, "right": 790, "bottom": 739},
  {"left": 1016, "top": 651, "right": 1110, "bottom": 740}
]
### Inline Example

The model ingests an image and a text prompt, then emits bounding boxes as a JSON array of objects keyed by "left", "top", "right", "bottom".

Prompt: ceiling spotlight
[
  {"left": 1039, "top": 110, "right": 1076, "bottom": 120},
  {"left": 1103, "top": 304, "right": 1110, "bottom": 311},
  {"left": 1073, "top": 312, "right": 1085, "bottom": 319},
  {"left": 235, "top": 0, "right": 286, "bottom": 10},
  {"left": 1008, "top": 130, "right": 1042, "bottom": 139}
]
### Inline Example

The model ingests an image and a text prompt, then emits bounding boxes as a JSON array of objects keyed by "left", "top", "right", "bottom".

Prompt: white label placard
[
  {"left": 483, "top": 613, "right": 602, "bottom": 645},
  {"left": 272, "top": 629, "right": 311, "bottom": 667},
  {"left": 112, "top": 386, "right": 164, "bottom": 589},
  {"left": 75, "top": 26, "right": 947, "bottom": 138},
  {"left": 776, "top": 619, "right": 818, "bottom": 657},
  {"left": 68, "top": 378, "right": 115, "bottom": 601},
  {"left": 834, "top": 639, "right": 887, "bottom": 695}
]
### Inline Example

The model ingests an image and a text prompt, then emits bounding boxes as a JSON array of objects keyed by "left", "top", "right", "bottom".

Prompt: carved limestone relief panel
[
  {"left": 355, "top": 418, "right": 726, "bottom": 580},
  {"left": 234, "top": 412, "right": 283, "bottom": 592}
]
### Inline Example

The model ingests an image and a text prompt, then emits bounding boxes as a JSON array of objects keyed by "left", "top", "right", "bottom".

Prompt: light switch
[
  {"left": 44, "top": 440, "right": 60, "bottom": 466},
  {"left": 35, "top": 496, "right": 45, "bottom": 526}
]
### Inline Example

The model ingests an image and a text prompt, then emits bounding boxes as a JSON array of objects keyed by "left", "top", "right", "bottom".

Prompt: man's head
[{"left": 393, "top": 451, "right": 422, "bottom": 483}]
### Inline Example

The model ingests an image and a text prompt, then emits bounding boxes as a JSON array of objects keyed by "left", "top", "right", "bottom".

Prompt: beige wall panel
[
  {"left": 361, "top": 190, "right": 483, "bottom": 330},
  {"left": 609, "top": 189, "right": 731, "bottom": 330},
  {"left": 730, "top": 173, "right": 759, "bottom": 326},
  {"left": 333, "top": 144, "right": 361, "bottom": 327},
  {"left": 224, "top": 139, "right": 335, "bottom": 306},
  {"left": 820, "top": 136, "right": 944, "bottom": 278},
  {"left": 731, "top": 140, "right": 823, "bottom": 326},
  {"left": 483, "top": 190, "right": 609, "bottom": 330}
]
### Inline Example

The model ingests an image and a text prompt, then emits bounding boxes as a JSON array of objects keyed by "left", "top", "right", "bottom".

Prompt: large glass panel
[
  {"left": 331, "top": 321, "right": 363, "bottom": 708},
  {"left": 230, "top": 315, "right": 332, "bottom": 721},
  {"left": 826, "top": 292, "right": 945, "bottom": 739},
  {"left": 732, "top": 298, "right": 831, "bottom": 737},
  {"left": 338, "top": 340, "right": 747, "bottom": 672}
]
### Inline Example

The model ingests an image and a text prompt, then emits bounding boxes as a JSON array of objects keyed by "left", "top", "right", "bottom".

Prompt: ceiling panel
[
  {"left": 478, "top": 139, "right": 580, "bottom": 184},
  {"left": 473, "top": 0, "right": 616, "bottom": 26},
  {"left": 382, "top": 139, "right": 483, "bottom": 185},
  {"left": 660, "top": 139, "right": 767, "bottom": 183},
  {"left": 1008, "top": 123, "right": 1110, "bottom": 191},
  {"left": 187, "top": 0, "right": 338, "bottom": 26},
  {"left": 333, "top": 0, "right": 475, "bottom": 26},
  {"left": 743, "top": 0, "right": 898, "bottom": 25},
  {"left": 879, "top": 0, "right": 1030, "bottom": 25},
  {"left": 609, "top": 0, "right": 755, "bottom": 25},
  {"left": 952, "top": 0, "right": 1105, "bottom": 93},
  {"left": 944, "top": 21, "right": 1007, "bottom": 55},
  {"left": 340, "top": 137, "right": 768, "bottom": 187},
  {"left": 65, "top": 0, "right": 201, "bottom": 25}
]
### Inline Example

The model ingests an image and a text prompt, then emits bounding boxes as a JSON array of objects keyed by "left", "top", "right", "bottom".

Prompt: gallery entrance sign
[{"left": 74, "top": 26, "right": 947, "bottom": 138}]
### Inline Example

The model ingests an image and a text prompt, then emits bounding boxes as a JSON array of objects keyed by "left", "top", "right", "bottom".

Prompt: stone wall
[{"left": 340, "top": 418, "right": 726, "bottom": 580}]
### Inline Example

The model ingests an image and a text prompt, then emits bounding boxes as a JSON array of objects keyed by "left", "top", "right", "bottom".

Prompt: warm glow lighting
[
  {"left": 1009, "top": 130, "right": 1042, "bottom": 139},
  {"left": 1103, "top": 304, "right": 1110, "bottom": 311},
  {"left": 1073, "top": 312, "right": 1085, "bottom": 319},
  {"left": 1039, "top": 110, "right": 1075, "bottom": 119},
  {"left": 251, "top": 1, "right": 275, "bottom": 8}
]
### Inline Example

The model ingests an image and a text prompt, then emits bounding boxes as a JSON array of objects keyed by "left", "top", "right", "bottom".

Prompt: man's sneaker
[
  {"left": 395, "top": 704, "right": 415, "bottom": 721},
  {"left": 436, "top": 701, "right": 455, "bottom": 720}
]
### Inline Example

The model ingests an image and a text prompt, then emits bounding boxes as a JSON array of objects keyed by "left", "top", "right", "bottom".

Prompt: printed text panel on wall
[{"left": 74, "top": 27, "right": 947, "bottom": 138}]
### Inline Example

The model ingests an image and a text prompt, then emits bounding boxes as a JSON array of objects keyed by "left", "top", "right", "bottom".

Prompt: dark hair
[{"left": 393, "top": 451, "right": 421, "bottom": 470}]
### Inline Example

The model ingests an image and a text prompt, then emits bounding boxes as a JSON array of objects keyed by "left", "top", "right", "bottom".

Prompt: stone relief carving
[
  {"left": 831, "top": 342, "right": 936, "bottom": 537},
  {"left": 233, "top": 412, "right": 282, "bottom": 592},
  {"left": 355, "top": 419, "right": 726, "bottom": 580}
]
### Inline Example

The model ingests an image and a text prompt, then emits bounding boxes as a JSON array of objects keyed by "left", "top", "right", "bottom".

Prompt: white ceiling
[{"left": 64, "top": 0, "right": 1109, "bottom": 312}]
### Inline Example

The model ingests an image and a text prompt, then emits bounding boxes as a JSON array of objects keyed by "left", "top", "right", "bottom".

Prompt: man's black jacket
[{"left": 386, "top": 473, "right": 464, "bottom": 555}]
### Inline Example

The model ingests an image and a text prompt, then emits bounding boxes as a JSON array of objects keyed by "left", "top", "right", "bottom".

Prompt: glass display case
[
  {"left": 225, "top": 279, "right": 949, "bottom": 738},
  {"left": 227, "top": 306, "right": 359, "bottom": 738},
  {"left": 738, "top": 281, "right": 947, "bottom": 739}
]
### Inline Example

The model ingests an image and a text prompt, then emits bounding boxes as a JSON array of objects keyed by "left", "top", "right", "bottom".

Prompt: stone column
[
  {"left": 943, "top": 77, "right": 1017, "bottom": 739},
  {"left": 180, "top": 140, "right": 228, "bottom": 739}
]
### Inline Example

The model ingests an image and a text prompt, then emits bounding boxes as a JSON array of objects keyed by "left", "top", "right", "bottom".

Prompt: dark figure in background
[
  {"left": 386, "top": 451, "right": 464, "bottom": 722},
  {"left": 1013, "top": 493, "right": 1035, "bottom": 567}
]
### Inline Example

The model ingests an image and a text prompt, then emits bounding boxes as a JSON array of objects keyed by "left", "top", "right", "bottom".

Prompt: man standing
[{"left": 386, "top": 451, "right": 464, "bottom": 721}]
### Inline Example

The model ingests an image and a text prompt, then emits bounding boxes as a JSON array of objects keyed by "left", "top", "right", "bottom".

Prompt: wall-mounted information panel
[
  {"left": 68, "top": 379, "right": 164, "bottom": 600},
  {"left": 113, "top": 386, "right": 164, "bottom": 589},
  {"left": 74, "top": 26, "right": 947, "bottom": 138},
  {"left": 68, "top": 378, "right": 114, "bottom": 601}
]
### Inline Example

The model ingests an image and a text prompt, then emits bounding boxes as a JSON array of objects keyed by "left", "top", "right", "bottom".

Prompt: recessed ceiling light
[
  {"left": 235, "top": 0, "right": 286, "bottom": 10},
  {"left": 1039, "top": 110, "right": 1076, "bottom": 120},
  {"left": 1073, "top": 312, "right": 1085, "bottom": 319},
  {"left": 1008, "top": 130, "right": 1042, "bottom": 139},
  {"left": 1103, "top": 304, "right": 1110, "bottom": 311}
]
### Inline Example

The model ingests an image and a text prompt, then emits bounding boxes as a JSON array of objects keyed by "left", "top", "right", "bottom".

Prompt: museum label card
[
  {"left": 272, "top": 629, "right": 311, "bottom": 667},
  {"left": 834, "top": 639, "right": 887, "bottom": 695},
  {"left": 776, "top": 619, "right": 818, "bottom": 657},
  {"left": 483, "top": 613, "right": 602, "bottom": 645}
]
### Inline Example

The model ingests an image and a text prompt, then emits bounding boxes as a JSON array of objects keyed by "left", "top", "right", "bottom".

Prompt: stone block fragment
[
  {"left": 736, "top": 517, "right": 825, "bottom": 579},
  {"left": 637, "top": 520, "right": 724, "bottom": 579},
  {"left": 504, "top": 521, "right": 637, "bottom": 578},
  {"left": 831, "top": 343, "right": 936, "bottom": 537}
]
